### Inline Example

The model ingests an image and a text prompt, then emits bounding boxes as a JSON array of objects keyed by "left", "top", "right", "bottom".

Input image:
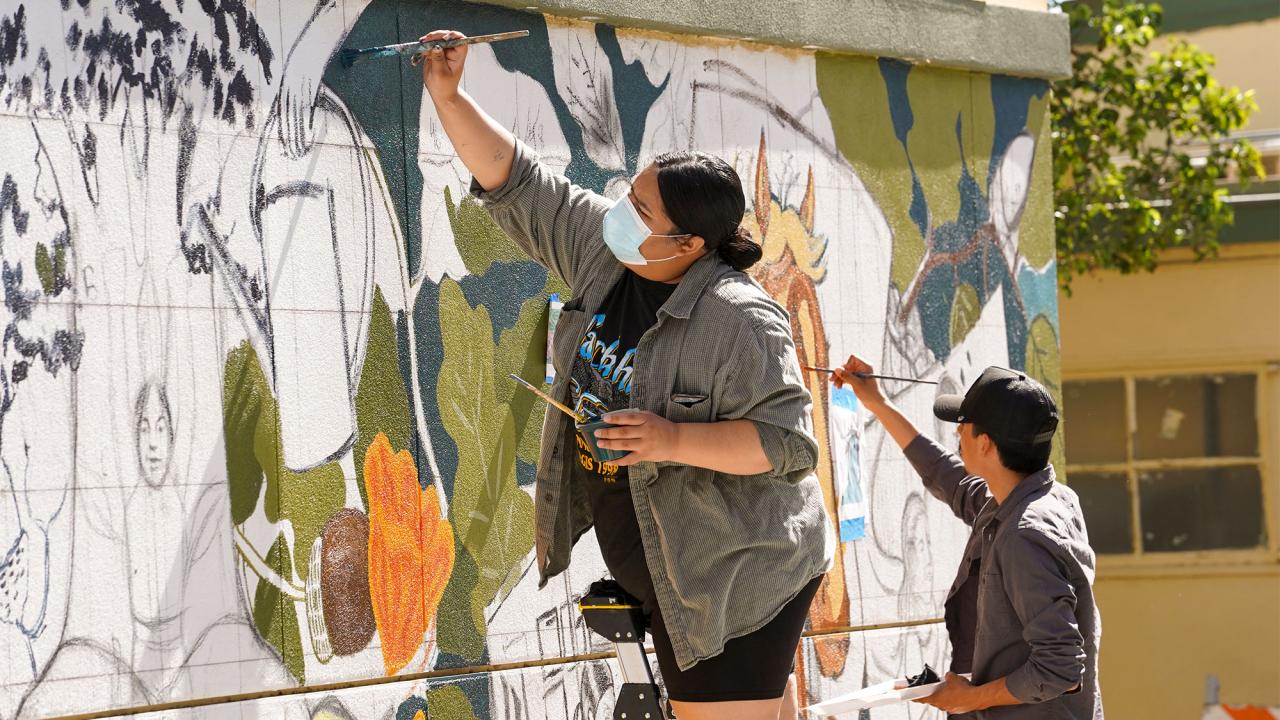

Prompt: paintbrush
[
  {"left": 339, "top": 30, "right": 531, "bottom": 67},
  {"left": 508, "top": 374, "right": 585, "bottom": 423},
  {"left": 802, "top": 365, "right": 940, "bottom": 385}
]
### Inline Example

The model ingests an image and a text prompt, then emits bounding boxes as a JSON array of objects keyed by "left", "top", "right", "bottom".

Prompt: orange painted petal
[
  {"left": 1223, "top": 707, "right": 1280, "bottom": 720},
  {"left": 422, "top": 516, "right": 456, "bottom": 621},
  {"left": 365, "top": 432, "right": 431, "bottom": 675}
]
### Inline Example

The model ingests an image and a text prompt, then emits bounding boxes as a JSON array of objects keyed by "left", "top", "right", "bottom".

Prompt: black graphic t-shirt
[{"left": 568, "top": 270, "right": 676, "bottom": 609}]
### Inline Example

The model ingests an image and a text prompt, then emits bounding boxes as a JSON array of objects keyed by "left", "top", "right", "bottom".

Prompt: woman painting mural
[{"left": 418, "top": 30, "right": 834, "bottom": 720}]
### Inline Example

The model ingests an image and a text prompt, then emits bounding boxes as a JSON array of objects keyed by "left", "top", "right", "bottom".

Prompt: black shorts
[{"left": 648, "top": 575, "right": 823, "bottom": 703}]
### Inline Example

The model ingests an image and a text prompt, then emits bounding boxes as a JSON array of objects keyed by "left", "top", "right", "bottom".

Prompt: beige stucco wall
[
  {"left": 1093, "top": 568, "right": 1280, "bottom": 718},
  {"left": 985, "top": 0, "right": 1047, "bottom": 11},
  {"left": 1060, "top": 243, "right": 1280, "bottom": 717},
  {"left": 1166, "top": 17, "right": 1280, "bottom": 132}
]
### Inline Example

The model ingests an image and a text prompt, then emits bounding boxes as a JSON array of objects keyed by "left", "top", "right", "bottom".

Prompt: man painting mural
[{"left": 829, "top": 355, "right": 1102, "bottom": 719}]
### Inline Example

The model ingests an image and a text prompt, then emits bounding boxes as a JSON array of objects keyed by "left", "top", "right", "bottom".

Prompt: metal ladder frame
[{"left": 578, "top": 580, "right": 672, "bottom": 720}]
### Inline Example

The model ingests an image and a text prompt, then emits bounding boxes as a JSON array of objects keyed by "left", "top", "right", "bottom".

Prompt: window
[{"left": 1063, "top": 372, "right": 1268, "bottom": 556}]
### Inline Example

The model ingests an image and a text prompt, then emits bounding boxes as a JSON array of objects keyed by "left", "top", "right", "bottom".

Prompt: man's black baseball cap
[{"left": 933, "top": 366, "right": 1059, "bottom": 446}]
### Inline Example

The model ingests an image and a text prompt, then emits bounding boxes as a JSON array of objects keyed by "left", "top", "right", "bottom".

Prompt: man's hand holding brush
[{"left": 826, "top": 354, "right": 925, "bottom": 451}]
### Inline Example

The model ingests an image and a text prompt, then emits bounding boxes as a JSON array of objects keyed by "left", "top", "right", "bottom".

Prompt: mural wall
[{"left": 0, "top": 0, "right": 1057, "bottom": 717}]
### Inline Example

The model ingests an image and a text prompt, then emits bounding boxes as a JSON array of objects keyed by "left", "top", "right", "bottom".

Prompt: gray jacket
[
  {"left": 904, "top": 435, "right": 1103, "bottom": 719},
  {"left": 471, "top": 140, "right": 835, "bottom": 671}
]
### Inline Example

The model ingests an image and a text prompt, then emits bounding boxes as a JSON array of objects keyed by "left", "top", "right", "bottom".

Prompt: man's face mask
[{"left": 602, "top": 194, "right": 690, "bottom": 266}]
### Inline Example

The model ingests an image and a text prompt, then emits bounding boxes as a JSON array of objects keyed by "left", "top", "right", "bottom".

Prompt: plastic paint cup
[{"left": 576, "top": 419, "right": 629, "bottom": 464}]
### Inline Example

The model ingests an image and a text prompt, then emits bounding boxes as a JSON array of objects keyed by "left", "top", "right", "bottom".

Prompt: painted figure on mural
[
  {"left": 124, "top": 380, "right": 184, "bottom": 669},
  {"left": 743, "top": 133, "right": 855, "bottom": 682}
]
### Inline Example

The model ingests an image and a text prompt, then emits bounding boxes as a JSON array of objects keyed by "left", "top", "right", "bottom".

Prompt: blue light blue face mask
[{"left": 602, "top": 195, "right": 690, "bottom": 266}]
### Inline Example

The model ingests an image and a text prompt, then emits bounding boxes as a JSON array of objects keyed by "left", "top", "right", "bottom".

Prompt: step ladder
[{"left": 578, "top": 579, "right": 672, "bottom": 720}]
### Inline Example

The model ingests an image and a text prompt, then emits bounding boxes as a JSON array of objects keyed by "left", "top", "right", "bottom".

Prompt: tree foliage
[{"left": 1052, "top": 0, "right": 1264, "bottom": 292}]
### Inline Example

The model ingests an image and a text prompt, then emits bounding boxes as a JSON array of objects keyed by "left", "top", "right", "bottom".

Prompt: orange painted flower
[{"left": 364, "top": 432, "right": 455, "bottom": 675}]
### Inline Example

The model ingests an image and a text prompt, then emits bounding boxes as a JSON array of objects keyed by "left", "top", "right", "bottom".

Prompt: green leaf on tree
[{"left": 1053, "top": 0, "right": 1263, "bottom": 292}]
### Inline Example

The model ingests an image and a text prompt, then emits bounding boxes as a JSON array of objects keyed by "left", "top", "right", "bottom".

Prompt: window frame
[{"left": 1063, "top": 363, "right": 1278, "bottom": 571}]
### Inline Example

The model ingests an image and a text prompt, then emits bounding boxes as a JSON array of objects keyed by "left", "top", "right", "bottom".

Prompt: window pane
[
  {"left": 1134, "top": 374, "right": 1258, "bottom": 460},
  {"left": 1063, "top": 380, "right": 1126, "bottom": 464},
  {"left": 1069, "top": 472, "right": 1133, "bottom": 554},
  {"left": 1139, "top": 466, "right": 1266, "bottom": 552}
]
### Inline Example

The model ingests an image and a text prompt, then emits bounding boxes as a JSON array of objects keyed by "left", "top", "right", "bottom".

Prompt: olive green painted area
[
  {"left": 969, "top": 73, "right": 998, "bottom": 194},
  {"left": 1025, "top": 315, "right": 1067, "bottom": 475},
  {"left": 469, "top": 0, "right": 1071, "bottom": 79},
  {"left": 222, "top": 342, "right": 347, "bottom": 587},
  {"left": 222, "top": 341, "right": 348, "bottom": 684},
  {"left": 814, "top": 53, "right": 920, "bottom": 291},
  {"left": 904, "top": 67, "right": 976, "bottom": 245},
  {"left": 816, "top": 54, "right": 1000, "bottom": 292},
  {"left": 445, "top": 186, "right": 531, "bottom": 276},
  {"left": 252, "top": 535, "right": 305, "bottom": 683},
  {"left": 1020, "top": 95, "right": 1056, "bottom": 269},
  {"left": 34, "top": 243, "right": 67, "bottom": 295},
  {"left": 433, "top": 279, "right": 536, "bottom": 663},
  {"left": 950, "top": 283, "right": 983, "bottom": 346},
  {"left": 426, "top": 685, "right": 482, "bottom": 720}
]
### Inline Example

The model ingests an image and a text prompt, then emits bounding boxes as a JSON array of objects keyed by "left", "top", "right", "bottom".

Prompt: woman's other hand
[{"left": 596, "top": 411, "right": 681, "bottom": 467}]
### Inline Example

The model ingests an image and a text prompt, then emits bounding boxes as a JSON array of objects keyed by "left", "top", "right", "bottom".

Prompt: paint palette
[
  {"left": 576, "top": 419, "right": 628, "bottom": 464},
  {"left": 805, "top": 674, "right": 970, "bottom": 714}
]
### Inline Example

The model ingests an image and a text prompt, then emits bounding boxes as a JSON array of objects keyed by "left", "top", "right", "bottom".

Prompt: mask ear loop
[
  {"left": 622, "top": 184, "right": 692, "bottom": 240},
  {"left": 620, "top": 186, "right": 694, "bottom": 263},
  {"left": 637, "top": 231, "right": 696, "bottom": 264}
]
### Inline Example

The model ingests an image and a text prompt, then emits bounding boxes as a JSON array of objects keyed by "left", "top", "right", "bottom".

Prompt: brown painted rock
[{"left": 320, "top": 508, "right": 376, "bottom": 656}]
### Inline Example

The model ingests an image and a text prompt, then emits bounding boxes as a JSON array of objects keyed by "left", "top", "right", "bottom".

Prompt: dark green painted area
[{"left": 355, "top": 287, "right": 415, "bottom": 508}]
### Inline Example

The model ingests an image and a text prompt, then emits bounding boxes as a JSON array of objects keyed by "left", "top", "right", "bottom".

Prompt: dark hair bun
[{"left": 718, "top": 225, "right": 762, "bottom": 271}]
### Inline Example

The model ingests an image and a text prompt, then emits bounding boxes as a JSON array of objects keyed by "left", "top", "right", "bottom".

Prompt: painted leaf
[
  {"left": 222, "top": 343, "right": 269, "bottom": 525},
  {"left": 365, "top": 432, "right": 455, "bottom": 675},
  {"left": 948, "top": 282, "right": 982, "bottom": 347},
  {"left": 252, "top": 534, "right": 304, "bottom": 683},
  {"left": 34, "top": 243, "right": 54, "bottom": 294},
  {"left": 221, "top": 342, "right": 347, "bottom": 581},
  {"left": 434, "top": 540, "right": 484, "bottom": 661},
  {"left": 495, "top": 292, "right": 553, "bottom": 470},
  {"left": 425, "top": 684, "right": 481, "bottom": 720},
  {"left": 435, "top": 280, "right": 534, "bottom": 659},
  {"left": 469, "top": 446, "right": 534, "bottom": 617},
  {"left": 444, "top": 186, "right": 528, "bottom": 276},
  {"left": 355, "top": 286, "right": 414, "bottom": 512}
]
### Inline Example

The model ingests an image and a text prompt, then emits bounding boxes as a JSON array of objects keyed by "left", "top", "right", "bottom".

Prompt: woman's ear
[{"left": 678, "top": 234, "right": 707, "bottom": 255}]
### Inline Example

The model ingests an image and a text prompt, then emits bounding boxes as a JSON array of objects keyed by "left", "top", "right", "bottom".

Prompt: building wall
[
  {"left": 1160, "top": 17, "right": 1280, "bottom": 133},
  {"left": 0, "top": 1, "right": 1058, "bottom": 717},
  {"left": 1060, "top": 243, "right": 1280, "bottom": 719}
]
